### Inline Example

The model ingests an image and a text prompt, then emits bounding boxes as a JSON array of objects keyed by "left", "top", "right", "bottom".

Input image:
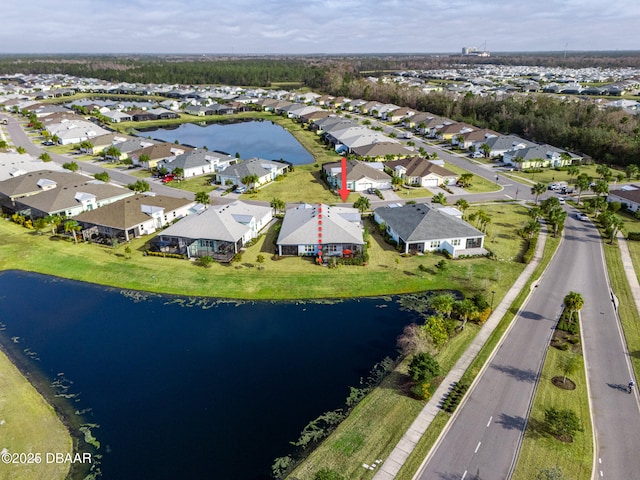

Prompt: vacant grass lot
[
  {"left": 500, "top": 164, "right": 627, "bottom": 187},
  {"left": 442, "top": 162, "right": 501, "bottom": 194},
  {"left": 512, "top": 347, "right": 593, "bottom": 480},
  {"left": 0, "top": 348, "right": 72, "bottom": 480}
]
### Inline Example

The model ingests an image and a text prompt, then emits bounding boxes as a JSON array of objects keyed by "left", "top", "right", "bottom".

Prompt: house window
[
  {"left": 201, "top": 239, "right": 212, "bottom": 247},
  {"left": 430, "top": 240, "right": 441, "bottom": 249},
  {"left": 304, "top": 244, "right": 315, "bottom": 253},
  {"left": 326, "top": 244, "right": 338, "bottom": 252},
  {"left": 452, "top": 239, "right": 461, "bottom": 246}
]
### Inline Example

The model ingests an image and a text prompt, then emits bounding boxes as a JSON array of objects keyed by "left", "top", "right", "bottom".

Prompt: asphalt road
[{"left": 416, "top": 212, "right": 640, "bottom": 479}]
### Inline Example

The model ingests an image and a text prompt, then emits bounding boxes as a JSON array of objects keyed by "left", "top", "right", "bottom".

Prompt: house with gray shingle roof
[
  {"left": 373, "top": 203, "right": 486, "bottom": 257},
  {"left": 74, "top": 193, "right": 196, "bottom": 242},
  {"left": 481, "top": 134, "right": 536, "bottom": 158},
  {"left": 155, "top": 200, "right": 272, "bottom": 262},
  {"left": 276, "top": 203, "right": 364, "bottom": 257},
  {"left": 608, "top": 185, "right": 640, "bottom": 212},
  {"left": 503, "top": 144, "right": 581, "bottom": 170},
  {"left": 216, "top": 158, "right": 288, "bottom": 189},
  {"left": 0, "top": 170, "right": 135, "bottom": 218},
  {"left": 385, "top": 157, "right": 457, "bottom": 187},
  {"left": 323, "top": 160, "right": 392, "bottom": 192},
  {"left": 157, "top": 150, "right": 236, "bottom": 178}
]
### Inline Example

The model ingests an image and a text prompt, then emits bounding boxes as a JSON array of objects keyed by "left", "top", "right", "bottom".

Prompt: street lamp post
[{"left": 491, "top": 290, "right": 496, "bottom": 311}]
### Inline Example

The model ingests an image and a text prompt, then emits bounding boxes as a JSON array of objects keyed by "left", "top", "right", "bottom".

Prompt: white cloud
[{"left": 0, "top": 0, "right": 638, "bottom": 53}]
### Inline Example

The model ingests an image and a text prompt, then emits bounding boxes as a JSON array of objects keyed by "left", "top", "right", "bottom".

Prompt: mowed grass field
[
  {"left": 512, "top": 347, "right": 593, "bottom": 480},
  {"left": 0, "top": 348, "right": 72, "bottom": 480}
]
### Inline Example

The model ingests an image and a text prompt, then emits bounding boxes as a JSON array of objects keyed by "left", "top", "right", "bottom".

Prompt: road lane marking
[
  {"left": 599, "top": 458, "right": 602, "bottom": 464},
  {"left": 487, "top": 416, "right": 493, "bottom": 427},
  {"left": 600, "top": 470, "right": 604, "bottom": 477},
  {"left": 474, "top": 442, "right": 482, "bottom": 453},
  {"left": 461, "top": 471, "right": 467, "bottom": 480}
]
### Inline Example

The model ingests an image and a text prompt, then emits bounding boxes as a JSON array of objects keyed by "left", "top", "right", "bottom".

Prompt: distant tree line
[{"left": 0, "top": 56, "right": 328, "bottom": 88}]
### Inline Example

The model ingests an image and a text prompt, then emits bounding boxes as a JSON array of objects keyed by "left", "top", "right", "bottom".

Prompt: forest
[{"left": 1, "top": 54, "right": 638, "bottom": 166}]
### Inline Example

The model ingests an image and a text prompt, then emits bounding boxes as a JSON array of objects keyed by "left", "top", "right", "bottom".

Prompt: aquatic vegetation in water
[{"left": 120, "top": 290, "right": 161, "bottom": 303}]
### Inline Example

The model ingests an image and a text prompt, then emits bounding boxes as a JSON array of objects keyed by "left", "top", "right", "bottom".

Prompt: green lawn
[
  {"left": 0, "top": 348, "right": 72, "bottom": 480},
  {"left": 500, "top": 164, "right": 627, "bottom": 187},
  {"left": 442, "top": 162, "right": 502, "bottom": 194},
  {"left": 512, "top": 347, "right": 593, "bottom": 480}
]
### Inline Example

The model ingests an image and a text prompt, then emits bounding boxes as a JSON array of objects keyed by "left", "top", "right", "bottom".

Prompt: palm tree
[
  {"left": 38, "top": 152, "right": 51, "bottom": 162},
  {"left": 431, "top": 192, "right": 447, "bottom": 205},
  {"left": 64, "top": 219, "right": 81, "bottom": 244},
  {"left": 531, "top": 182, "right": 547, "bottom": 204},
  {"left": 353, "top": 196, "right": 371, "bottom": 213},
  {"left": 596, "top": 164, "right": 611, "bottom": 180},
  {"left": 391, "top": 175, "right": 404, "bottom": 189},
  {"left": 241, "top": 173, "right": 260, "bottom": 192},
  {"left": 593, "top": 179, "right": 609, "bottom": 197},
  {"left": 563, "top": 291, "right": 584, "bottom": 320},
  {"left": 528, "top": 206, "right": 542, "bottom": 221},
  {"left": 44, "top": 215, "right": 61, "bottom": 235},
  {"left": 429, "top": 293, "right": 455, "bottom": 318},
  {"left": 459, "top": 173, "right": 473, "bottom": 188},
  {"left": 454, "top": 299, "right": 478, "bottom": 330},
  {"left": 575, "top": 174, "right": 591, "bottom": 205},
  {"left": 105, "top": 146, "right": 122, "bottom": 162},
  {"left": 480, "top": 143, "right": 491, "bottom": 157},
  {"left": 173, "top": 167, "right": 185, "bottom": 180},
  {"left": 270, "top": 197, "right": 286, "bottom": 215},
  {"left": 566, "top": 165, "right": 580, "bottom": 183},
  {"left": 547, "top": 207, "right": 567, "bottom": 237},
  {"left": 522, "top": 219, "right": 541, "bottom": 239},
  {"left": 455, "top": 199, "right": 469, "bottom": 218},
  {"left": 195, "top": 191, "right": 210, "bottom": 205}
]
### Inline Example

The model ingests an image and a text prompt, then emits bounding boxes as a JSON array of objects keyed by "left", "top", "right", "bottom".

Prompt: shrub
[
  {"left": 544, "top": 407, "right": 583, "bottom": 439},
  {"left": 408, "top": 352, "right": 441, "bottom": 383},
  {"left": 410, "top": 381, "right": 432, "bottom": 400},
  {"left": 197, "top": 255, "right": 214, "bottom": 268}
]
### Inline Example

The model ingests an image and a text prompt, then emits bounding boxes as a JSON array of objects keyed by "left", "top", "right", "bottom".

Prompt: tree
[
  {"left": 455, "top": 199, "right": 469, "bottom": 218},
  {"left": 391, "top": 175, "right": 404, "bottom": 188},
  {"left": 431, "top": 192, "right": 447, "bottom": 205},
  {"left": 62, "top": 161, "right": 79, "bottom": 172},
  {"left": 79, "top": 140, "right": 94, "bottom": 152},
  {"left": 353, "top": 196, "right": 371, "bottom": 213},
  {"left": 563, "top": 291, "right": 584, "bottom": 320},
  {"left": 528, "top": 206, "right": 542, "bottom": 221},
  {"left": 547, "top": 206, "right": 567, "bottom": 237},
  {"left": 38, "top": 152, "right": 52, "bottom": 162},
  {"left": 544, "top": 407, "right": 583, "bottom": 439},
  {"left": 127, "top": 180, "right": 151, "bottom": 192},
  {"left": 454, "top": 298, "right": 478, "bottom": 329},
  {"left": 195, "top": 191, "right": 210, "bottom": 205},
  {"left": 16, "top": 146, "right": 26, "bottom": 154},
  {"left": 173, "top": 167, "right": 185, "bottom": 179},
  {"left": 480, "top": 142, "right": 491, "bottom": 157},
  {"left": 458, "top": 172, "right": 473, "bottom": 188},
  {"left": 566, "top": 165, "right": 580, "bottom": 182},
  {"left": 575, "top": 174, "right": 591, "bottom": 205},
  {"left": 270, "top": 197, "right": 286, "bottom": 215},
  {"left": 600, "top": 212, "right": 623, "bottom": 243},
  {"left": 104, "top": 146, "right": 122, "bottom": 162},
  {"left": 64, "top": 219, "right": 81, "bottom": 244},
  {"left": 429, "top": 293, "right": 455, "bottom": 318},
  {"left": 522, "top": 219, "right": 541, "bottom": 239},
  {"left": 313, "top": 468, "right": 345, "bottom": 480},
  {"left": 423, "top": 315, "right": 448, "bottom": 349},
  {"left": 626, "top": 164, "right": 639, "bottom": 180},
  {"left": 93, "top": 171, "right": 110, "bottom": 182},
  {"left": 33, "top": 217, "right": 47, "bottom": 234},
  {"left": 241, "top": 173, "right": 260, "bottom": 192},
  {"left": 596, "top": 164, "right": 611, "bottom": 180},
  {"left": 593, "top": 179, "right": 609, "bottom": 197},
  {"left": 408, "top": 352, "right": 441, "bottom": 383},
  {"left": 44, "top": 215, "right": 61, "bottom": 235},
  {"left": 558, "top": 354, "right": 579, "bottom": 386},
  {"left": 531, "top": 182, "right": 547, "bottom": 204}
]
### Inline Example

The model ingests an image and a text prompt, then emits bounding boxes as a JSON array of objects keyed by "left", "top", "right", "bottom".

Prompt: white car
[
  {"left": 577, "top": 213, "right": 589, "bottom": 221},
  {"left": 558, "top": 197, "right": 565, "bottom": 204}
]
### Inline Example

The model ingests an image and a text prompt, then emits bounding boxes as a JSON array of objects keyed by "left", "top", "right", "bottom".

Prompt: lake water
[
  {"left": 139, "top": 120, "right": 314, "bottom": 165},
  {"left": 0, "top": 271, "right": 415, "bottom": 480}
]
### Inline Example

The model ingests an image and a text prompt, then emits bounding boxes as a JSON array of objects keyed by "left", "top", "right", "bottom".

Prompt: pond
[
  {"left": 0, "top": 271, "right": 416, "bottom": 480},
  {"left": 138, "top": 120, "right": 314, "bottom": 165}
]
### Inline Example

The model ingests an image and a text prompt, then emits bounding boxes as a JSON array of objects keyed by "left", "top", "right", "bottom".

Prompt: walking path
[
  {"left": 616, "top": 232, "right": 640, "bottom": 325},
  {"left": 373, "top": 227, "right": 548, "bottom": 480}
]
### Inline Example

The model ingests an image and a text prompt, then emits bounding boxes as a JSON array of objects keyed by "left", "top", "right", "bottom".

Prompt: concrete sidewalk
[
  {"left": 373, "top": 229, "right": 548, "bottom": 480},
  {"left": 616, "top": 233, "right": 640, "bottom": 327}
]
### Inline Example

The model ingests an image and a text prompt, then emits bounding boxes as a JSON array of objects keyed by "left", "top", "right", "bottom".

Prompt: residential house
[
  {"left": 276, "top": 203, "right": 364, "bottom": 257},
  {"left": 453, "top": 129, "right": 499, "bottom": 150},
  {"left": 387, "top": 107, "right": 417, "bottom": 123},
  {"left": 435, "top": 122, "right": 475, "bottom": 142},
  {"left": 85, "top": 133, "right": 133, "bottom": 155},
  {"left": 129, "top": 142, "right": 192, "bottom": 169},
  {"left": 351, "top": 142, "right": 414, "bottom": 160},
  {"left": 503, "top": 144, "right": 580, "bottom": 170},
  {"left": 385, "top": 157, "right": 458, "bottom": 187},
  {"left": 102, "top": 110, "right": 133, "bottom": 123},
  {"left": 481, "top": 134, "right": 536, "bottom": 158},
  {"left": 147, "top": 107, "right": 180, "bottom": 120},
  {"left": 0, "top": 152, "right": 64, "bottom": 182},
  {"left": 607, "top": 185, "right": 640, "bottom": 212},
  {"left": 0, "top": 170, "right": 134, "bottom": 218},
  {"left": 373, "top": 203, "right": 486, "bottom": 256},
  {"left": 75, "top": 193, "right": 196, "bottom": 242},
  {"left": 157, "top": 150, "right": 236, "bottom": 178},
  {"left": 110, "top": 137, "right": 159, "bottom": 161},
  {"left": 155, "top": 201, "right": 273, "bottom": 261},
  {"left": 323, "top": 159, "right": 392, "bottom": 192},
  {"left": 216, "top": 157, "right": 288, "bottom": 188},
  {"left": 130, "top": 110, "right": 158, "bottom": 122}
]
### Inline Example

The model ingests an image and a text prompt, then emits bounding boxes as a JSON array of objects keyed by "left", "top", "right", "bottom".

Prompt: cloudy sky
[{"left": 2, "top": 0, "right": 638, "bottom": 55}]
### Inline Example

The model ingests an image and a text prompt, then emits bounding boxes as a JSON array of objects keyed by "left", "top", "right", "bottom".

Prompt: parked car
[
  {"left": 234, "top": 186, "right": 246, "bottom": 194},
  {"left": 41, "top": 140, "right": 55, "bottom": 146},
  {"left": 161, "top": 174, "right": 174, "bottom": 183}
]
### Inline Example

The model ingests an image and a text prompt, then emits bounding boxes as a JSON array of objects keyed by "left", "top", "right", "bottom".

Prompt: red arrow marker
[{"left": 338, "top": 157, "right": 350, "bottom": 202}]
